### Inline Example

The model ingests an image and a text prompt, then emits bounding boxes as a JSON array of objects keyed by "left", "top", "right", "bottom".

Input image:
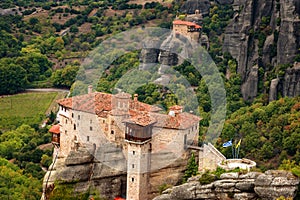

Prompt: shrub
[
  {"left": 158, "top": 183, "right": 172, "bottom": 194},
  {"left": 199, "top": 171, "right": 217, "bottom": 185}
]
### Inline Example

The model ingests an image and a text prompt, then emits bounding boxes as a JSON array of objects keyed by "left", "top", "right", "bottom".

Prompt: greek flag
[{"left": 222, "top": 140, "right": 232, "bottom": 148}]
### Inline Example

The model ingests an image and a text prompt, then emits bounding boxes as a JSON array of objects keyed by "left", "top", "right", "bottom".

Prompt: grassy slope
[{"left": 0, "top": 92, "right": 58, "bottom": 131}]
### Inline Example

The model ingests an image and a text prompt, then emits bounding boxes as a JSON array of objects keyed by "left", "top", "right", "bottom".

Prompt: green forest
[{"left": 0, "top": 0, "right": 299, "bottom": 199}]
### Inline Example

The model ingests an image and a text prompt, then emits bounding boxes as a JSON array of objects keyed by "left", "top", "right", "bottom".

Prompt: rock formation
[
  {"left": 283, "top": 63, "right": 300, "bottom": 97},
  {"left": 43, "top": 146, "right": 127, "bottom": 199},
  {"left": 223, "top": 0, "right": 300, "bottom": 101},
  {"left": 241, "top": 65, "right": 258, "bottom": 101},
  {"left": 180, "top": 0, "right": 211, "bottom": 16},
  {"left": 215, "top": 0, "right": 234, "bottom": 5},
  {"left": 43, "top": 143, "right": 194, "bottom": 199},
  {"left": 153, "top": 170, "right": 299, "bottom": 200},
  {"left": 268, "top": 78, "right": 280, "bottom": 102}
]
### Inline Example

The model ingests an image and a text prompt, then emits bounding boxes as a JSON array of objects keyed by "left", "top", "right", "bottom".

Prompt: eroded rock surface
[{"left": 153, "top": 171, "right": 299, "bottom": 200}]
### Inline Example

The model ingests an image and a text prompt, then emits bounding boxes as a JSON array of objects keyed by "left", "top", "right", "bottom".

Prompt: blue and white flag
[{"left": 222, "top": 140, "right": 232, "bottom": 148}]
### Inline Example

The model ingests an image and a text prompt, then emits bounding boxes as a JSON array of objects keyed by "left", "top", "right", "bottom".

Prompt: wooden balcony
[
  {"left": 51, "top": 135, "right": 60, "bottom": 145},
  {"left": 125, "top": 133, "right": 151, "bottom": 143}
]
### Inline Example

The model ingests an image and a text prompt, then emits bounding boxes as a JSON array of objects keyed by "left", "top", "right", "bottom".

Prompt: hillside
[
  {"left": 0, "top": 0, "right": 299, "bottom": 199},
  {"left": 0, "top": 0, "right": 176, "bottom": 93}
]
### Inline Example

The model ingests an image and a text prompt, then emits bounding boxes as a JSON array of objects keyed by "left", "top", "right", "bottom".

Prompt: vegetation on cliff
[
  {"left": 219, "top": 97, "right": 300, "bottom": 170},
  {"left": 0, "top": 0, "right": 299, "bottom": 199}
]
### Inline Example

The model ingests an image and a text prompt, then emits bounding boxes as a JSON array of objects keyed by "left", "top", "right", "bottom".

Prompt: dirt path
[{"left": 26, "top": 88, "right": 69, "bottom": 93}]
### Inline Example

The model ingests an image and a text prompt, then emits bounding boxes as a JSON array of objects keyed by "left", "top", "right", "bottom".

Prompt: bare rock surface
[{"left": 153, "top": 170, "right": 299, "bottom": 200}]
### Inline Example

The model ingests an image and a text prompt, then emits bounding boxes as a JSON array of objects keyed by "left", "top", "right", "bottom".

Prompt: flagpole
[
  {"left": 236, "top": 139, "right": 241, "bottom": 159},
  {"left": 233, "top": 140, "right": 235, "bottom": 158},
  {"left": 231, "top": 140, "right": 234, "bottom": 159}
]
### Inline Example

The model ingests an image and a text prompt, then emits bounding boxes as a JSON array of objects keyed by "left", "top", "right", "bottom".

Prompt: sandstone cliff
[{"left": 153, "top": 170, "right": 299, "bottom": 200}]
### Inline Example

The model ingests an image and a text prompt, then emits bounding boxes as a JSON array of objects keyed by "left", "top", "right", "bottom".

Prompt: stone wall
[
  {"left": 153, "top": 170, "right": 299, "bottom": 200},
  {"left": 198, "top": 143, "right": 226, "bottom": 172}
]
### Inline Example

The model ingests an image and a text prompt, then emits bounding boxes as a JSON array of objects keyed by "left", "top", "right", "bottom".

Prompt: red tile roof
[
  {"left": 57, "top": 92, "right": 112, "bottom": 116},
  {"left": 57, "top": 92, "right": 201, "bottom": 129},
  {"left": 173, "top": 20, "right": 202, "bottom": 29},
  {"left": 151, "top": 112, "right": 201, "bottom": 129},
  {"left": 125, "top": 111, "right": 157, "bottom": 127},
  {"left": 49, "top": 124, "right": 60, "bottom": 134}
]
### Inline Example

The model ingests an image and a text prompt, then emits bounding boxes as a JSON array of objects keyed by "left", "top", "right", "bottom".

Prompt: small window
[
  {"left": 90, "top": 126, "right": 93, "bottom": 131},
  {"left": 65, "top": 119, "right": 67, "bottom": 124},
  {"left": 111, "top": 130, "right": 114, "bottom": 134},
  {"left": 103, "top": 119, "right": 105, "bottom": 123},
  {"left": 131, "top": 177, "right": 134, "bottom": 182},
  {"left": 87, "top": 136, "right": 90, "bottom": 142},
  {"left": 132, "top": 164, "right": 134, "bottom": 168},
  {"left": 133, "top": 151, "right": 135, "bottom": 155},
  {"left": 72, "top": 113, "right": 74, "bottom": 118},
  {"left": 90, "top": 119, "right": 92, "bottom": 124},
  {"left": 78, "top": 115, "right": 80, "bottom": 120},
  {"left": 74, "top": 124, "right": 76, "bottom": 130},
  {"left": 65, "top": 130, "right": 67, "bottom": 134}
]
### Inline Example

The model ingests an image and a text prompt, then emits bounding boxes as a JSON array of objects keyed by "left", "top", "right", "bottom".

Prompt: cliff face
[
  {"left": 283, "top": 63, "right": 300, "bottom": 97},
  {"left": 223, "top": 0, "right": 300, "bottom": 101},
  {"left": 43, "top": 146, "right": 192, "bottom": 199},
  {"left": 43, "top": 146, "right": 127, "bottom": 199},
  {"left": 153, "top": 170, "right": 299, "bottom": 200},
  {"left": 180, "top": 0, "right": 211, "bottom": 16}
]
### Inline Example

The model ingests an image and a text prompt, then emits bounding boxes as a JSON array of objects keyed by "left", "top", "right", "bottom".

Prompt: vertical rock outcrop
[
  {"left": 180, "top": 0, "right": 211, "bottom": 16},
  {"left": 223, "top": 0, "right": 300, "bottom": 101},
  {"left": 283, "top": 63, "right": 300, "bottom": 97},
  {"left": 241, "top": 65, "right": 258, "bottom": 101},
  {"left": 269, "top": 78, "right": 280, "bottom": 101},
  {"left": 42, "top": 146, "right": 127, "bottom": 199},
  {"left": 277, "top": 0, "right": 300, "bottom": 65}
]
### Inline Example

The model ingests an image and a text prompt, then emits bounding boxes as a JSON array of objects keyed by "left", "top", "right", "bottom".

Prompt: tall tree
[{"left": 0, "top": 63, "right": 27, "bottom": 95}]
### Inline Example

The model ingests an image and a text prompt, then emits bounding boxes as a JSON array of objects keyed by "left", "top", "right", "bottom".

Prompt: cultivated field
[{"left": 0, "top": 92, "right": 59, "bottom": 131}]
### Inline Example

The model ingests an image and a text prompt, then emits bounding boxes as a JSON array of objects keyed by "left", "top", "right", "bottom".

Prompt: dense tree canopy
[
  {"left": 219, "top": 97, "right": 300, "bottom": 169},
  {"left": 0, "top": 63, "right": 27, "bottom": 95},
  {"left": 0, "top": 158, "right": 42, "bottom": 200}
]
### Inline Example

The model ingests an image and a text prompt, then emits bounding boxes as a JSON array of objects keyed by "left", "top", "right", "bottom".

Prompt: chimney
[
  {"left": 134, "top": 94, "right": 138, "bottom": 101},
  {"left": 88, "top": 85, "right": 93, "bottom": 94},
  {"left": 169, "top": 105, "right": 183, "bottom": 117}
]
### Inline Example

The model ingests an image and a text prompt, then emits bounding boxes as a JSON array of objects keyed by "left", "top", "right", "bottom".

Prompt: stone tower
[{"left": 124, "top": 113, "right": 155, "bottom": 200}]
